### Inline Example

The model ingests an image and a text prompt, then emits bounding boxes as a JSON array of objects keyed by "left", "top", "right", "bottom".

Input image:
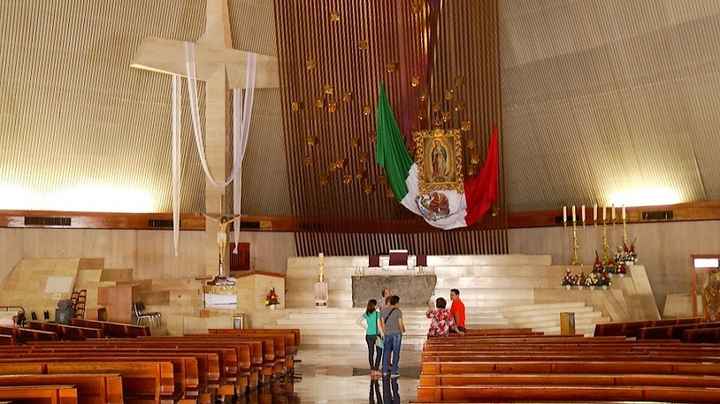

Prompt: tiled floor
[{"left": 237, "top": 346, "right": 420, "bottom": 403}]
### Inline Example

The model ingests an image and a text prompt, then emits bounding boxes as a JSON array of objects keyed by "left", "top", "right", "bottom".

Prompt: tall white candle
[
  {"left": 581, "top": 205, "right": 586, "bottom": 223},
  {"left": 602, "top": 205, "right": 607, "bottom": 221},
  {"left": 572, "top": 205, "right": 576, "bottom": 223},
  {"left": 622, "top": 205, "right": 626, "bottom": 220},
  {"left": 611, "top": 204, "right": 616, "bottom": 221},
  {"left": 593, "top": 204, "right": 598, "bottom": 222},
  {"left": 562, "top": 206, "right": 567, "bottom": 224}
]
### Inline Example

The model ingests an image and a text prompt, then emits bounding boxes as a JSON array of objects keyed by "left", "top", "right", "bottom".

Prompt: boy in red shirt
[{"left": 449, "top": 288, "right": 466, "bottom": 332}]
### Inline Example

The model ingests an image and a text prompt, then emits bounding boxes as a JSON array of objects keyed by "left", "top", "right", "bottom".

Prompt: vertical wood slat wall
[
  {"left": 275, "top": 0, "right": 507, "bottom": 256},
  {"left": 295, "top": 228, "right": 508, "bottom": 256}
]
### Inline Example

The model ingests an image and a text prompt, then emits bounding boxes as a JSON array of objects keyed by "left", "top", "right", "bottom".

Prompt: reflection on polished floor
[{"left": 236, "top": 347, "right": 420, "bottom": 404}]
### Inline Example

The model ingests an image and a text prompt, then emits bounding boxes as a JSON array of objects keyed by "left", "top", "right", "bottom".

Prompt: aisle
[
  {"left": 293, "top": 347, "right": 420, "bottom": 403},
  {"left": 237, "top": 346, "right": 420, "bottom": 403}
]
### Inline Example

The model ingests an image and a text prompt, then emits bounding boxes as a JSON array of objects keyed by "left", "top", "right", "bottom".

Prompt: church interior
[{"left": 3, "top": 0, "right": 720, "bottom": 403}]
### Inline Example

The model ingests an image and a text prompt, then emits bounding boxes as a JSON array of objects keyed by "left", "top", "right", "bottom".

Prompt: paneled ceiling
[{"left": 2, "top": 0, "right": 720, "bottom": 215}]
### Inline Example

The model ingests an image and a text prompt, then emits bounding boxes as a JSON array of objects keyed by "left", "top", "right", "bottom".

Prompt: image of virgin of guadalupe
[{"left": 430, "top": 139, "right": 450, "bottom": 181}]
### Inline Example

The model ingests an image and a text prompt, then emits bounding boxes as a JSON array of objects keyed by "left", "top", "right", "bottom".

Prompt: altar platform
[{"left": 253, "top": 254, "right": 660, "bottom": 349}]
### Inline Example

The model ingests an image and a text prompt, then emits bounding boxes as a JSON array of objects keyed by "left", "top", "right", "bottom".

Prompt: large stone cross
[{"left": 130, "top": 0, "right": 279, "bottom": 275}]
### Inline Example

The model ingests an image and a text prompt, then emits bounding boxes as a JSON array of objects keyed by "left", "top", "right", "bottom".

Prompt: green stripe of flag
[{"left": 375, "top": 82, "right": 413, "bottom": 201}]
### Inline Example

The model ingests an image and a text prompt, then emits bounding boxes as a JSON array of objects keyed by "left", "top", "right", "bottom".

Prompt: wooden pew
[
  {"left": 594, "top": 317, "right": 701, "bottom": 338},
  {"left": 30, "top": 337, "right": 252, "bottom": 395},
  {"left": 416, "top": 332, "right": 720, "bottom": 403},
  {"left": 70, "top": 319, "right": 150, "bottom": 338},
  {"left": 0, "top": 385, "right": 78, "bottom": 404},
  {"left": 26, "top": 321, "right": 104, "bottom": 340},
  {"left": 640, "top": 321, "right": 720, "bottom": 340},
  {"left": 0, "top": 325, "right": 58, "bottom": 342},
  {"left": 0, "top": 359, "right": 173, "bottom": 403},
  {"left": 0, "top": 334, "right": 14, "bottom": 345},
  {"left": 414, "top": 384, "right": 720, "bottom": 402},
  {"left": 0, "top": 354, "right": 196, "bottom": 401},
  {"left": 208, "top": 329, "right": 300, "bottom": 354},
  {"left": 419, "top": 372, "right": 720, "bottom": 388},
  {"left": 2, "top": 345, "right": 221, "bottom": 402},
  {"left": 0, "top": 374, "right": 123, "bottom": 404},
  {"left": 685, "top": 327, "right": 720, "bottom": 343}
]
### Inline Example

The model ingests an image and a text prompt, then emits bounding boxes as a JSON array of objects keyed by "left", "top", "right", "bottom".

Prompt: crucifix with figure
[{"left": 130, "top": 0, "right": 279, "bottom": 277}]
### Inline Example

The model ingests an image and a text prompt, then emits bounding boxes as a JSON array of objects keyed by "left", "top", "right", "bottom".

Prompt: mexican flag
[{"left": 375, "top": 83, "right": 499, "bottom": 230}]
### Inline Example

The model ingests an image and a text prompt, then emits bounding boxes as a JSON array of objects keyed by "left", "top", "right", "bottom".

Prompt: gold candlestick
[
  {"left": 571, "top": 219, "right": 580, "bottom": 265},
  {"left": 601, "top": 218, "right": 610, "bottom": 263}
]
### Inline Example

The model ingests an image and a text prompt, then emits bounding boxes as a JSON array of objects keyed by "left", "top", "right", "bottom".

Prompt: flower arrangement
[
  {"left": 561, "top": 268, "right": 612, "bottom": 289},
  {"left": 264, "top": 288, "right": 280, "bottom": 307},
  {"left": 562, "top": 268, "right": 577, "bottom": 288},
  {"left": 615, "top": 241, "right": 638, "bottom": 266}
]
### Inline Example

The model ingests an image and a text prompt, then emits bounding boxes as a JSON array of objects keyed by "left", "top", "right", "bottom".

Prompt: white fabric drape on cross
[
  {"left": 169, "top": 42, "right": 257, "bottom": 256},
  {"left": 171, "top": 75, "right": 182, "bottom": 256}
]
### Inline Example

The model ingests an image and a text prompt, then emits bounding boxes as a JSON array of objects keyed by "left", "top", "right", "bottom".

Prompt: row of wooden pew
[
  {"left": 595, "top": 317, "right": 720, "bottom": 342},
  {"left": 0, "top": 321, "right": 300, "bottom": 404},
  {"left": 413, "top": 327, "right": 720, "bottom": 403},
  {"left": 0, "top": 318, "right": 151, "bottom": 343}
]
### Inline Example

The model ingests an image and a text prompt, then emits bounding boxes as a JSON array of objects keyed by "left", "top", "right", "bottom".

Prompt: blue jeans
[{"left": 382, "top": 333, "right": 402, "bottom": 375}]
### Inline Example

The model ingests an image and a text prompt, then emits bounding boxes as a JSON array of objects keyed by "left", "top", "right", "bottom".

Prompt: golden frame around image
[{"left": 413, "top": 128, "right": 464, "bottom": 194}]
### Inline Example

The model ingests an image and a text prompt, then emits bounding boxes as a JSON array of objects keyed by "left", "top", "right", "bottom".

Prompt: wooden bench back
[
  {"left": 26, "top": 321, "right": 104, "bottom": 340},
  {"left": 0, "top": 384, "right": 77, "bottom": 404},
  {"left": 0, "top": 374, "right": 123, "bottom": 404},
  {"left": 69, "top": 319, "right": 149, "bottom": 338}
]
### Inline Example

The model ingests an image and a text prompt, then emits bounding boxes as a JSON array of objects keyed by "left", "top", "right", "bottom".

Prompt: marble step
[
  {"left": 433, "top": 266, "right": 566, "bottom": 278},
  {"left": 508, "top": 311, "right": 602, "bottom": 327},
  {"left": 504, "top": 306, "right": 595, "bottom": 321},
  {"left": 434, "top": 277, "right": 558, "bottom": 289},
  {"left": 502, "top": 302, "right": 587, "bottom": 313}
]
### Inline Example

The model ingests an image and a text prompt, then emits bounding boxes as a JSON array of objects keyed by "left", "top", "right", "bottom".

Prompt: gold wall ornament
[
  {"left": 363, "top": 181, "right": 375, "bottom": 195},
  {"left": 303, "top": 155, "right": 313, "bottom": 166},
  {"left": 385, "top": 62, "right": 398, "bottom": 73},
  {"left": 362, "top": 105, "right": 372, "bottom": 116},
  {"left": 315, "top": 98, "right": 324, "bottom": 109},
  {"left": 453, "top": 101, "right": 465, "bottom": 112},
  {"left": 411, "top": 76, "right": 421, "bottom": 87},
  {"left": 445, "top": 89, "right": 455, "bottom": 101},
  {"left": 461, "top": 120, "right": 471, "bottom": 131},
  {"left": 342, "top": 91, "right": 353, "bottom": 103},
  {"left": 358, "top": 40, "right": 369, "bottom": 50},
  {"left": 413, "top": 128, "right": 465, "bottom": 194},
  {"left": 333, "top": 158, "right": 348, "bottom": 170},
  {"left": 431, "top": 103, "right": 441, "bottom": 113},
  {"left": 330, "top": 11, "right": 341, "bottom": 22},
  {"left": 306, "top": 58, "right": 316, "bottom": 70},
  {"left": 419, "top": 92, "right": 428, "bottom": 102},
  {"left": 342, "top": 174, "right": 353, "bottom": 184},
  {"left": 323, "top": 84, "right": 334, "bottom": 95},
  {"left": 291, "top": 101, "right": 303, "bottom": 112},
  {"left": 327, "top": 101, "right": 337, "bottom": 113},
  {"left": 441, "top": 111, "right": 451, "bottom": 123},
  {"left": 411, "top": 0, "right": 424, "bottom": 13},
  {"left": 351, "top": 136, "right": 360, "bottom": 148},
  {"left": 319, "top": 173, "right": 329, "bottom": 186},
  {"left": 358, "top": 151, "right": 369, "bottom": 164},
  {"left": 305, "top": 135, "right": 318, "bottom": 146},
  {"left": 466, "top": 138, "right": 476, "bottom": 150},
  {"left": 355, "top": 170, "right": 366, "bottom": 181}
]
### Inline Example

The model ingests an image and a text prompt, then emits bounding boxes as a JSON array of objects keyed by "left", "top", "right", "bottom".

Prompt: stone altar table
[{"left": 351, "top": 270, "right": 436, "bottom": 307}]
